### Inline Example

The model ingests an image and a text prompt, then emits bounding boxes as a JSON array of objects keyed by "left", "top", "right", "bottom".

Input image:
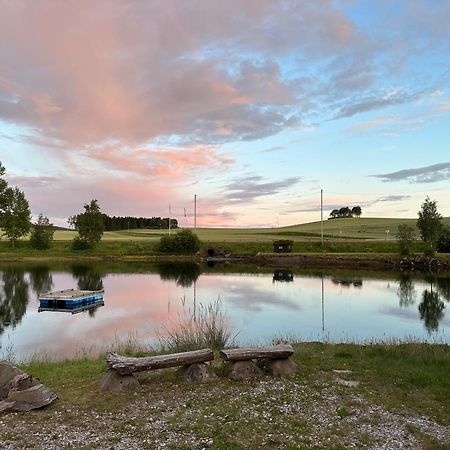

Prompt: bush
[
  {"left": 437, "top": 227, "right": 450, "bottom": 253},
  {"left": 158, "top": 229, "right": 200, "bottom": 254},
  {"left": 71, "top": 237, "right": 92, "bottom": 250},
  {"left": 396, "top": 224, "right": 415, "bottom": 256},
  {"left": 29, "top": 214, "right": 54, "bottom": 249}
]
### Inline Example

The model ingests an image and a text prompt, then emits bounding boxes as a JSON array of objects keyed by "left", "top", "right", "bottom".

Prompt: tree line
[
  {"left": 329, "top": 206, "right": 362, "bottom": 219},
  {"left": 101, "top": 215, "right": 178, "bottom": 231}
]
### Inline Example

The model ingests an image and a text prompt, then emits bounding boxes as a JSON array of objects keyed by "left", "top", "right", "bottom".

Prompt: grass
[
  {"left": 1, "top": 341, "right": 447, "bottom": 449},
  {"left": 1, "top": 216, "right": 450, "bottom": 259},
  {"left": 157, "top": 298, "right": 237, "bottom": 352}
]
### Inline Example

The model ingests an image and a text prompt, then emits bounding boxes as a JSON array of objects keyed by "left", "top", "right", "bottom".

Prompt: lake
[{"left": 0, "top": 261, "right": 449, "bottom": 360}]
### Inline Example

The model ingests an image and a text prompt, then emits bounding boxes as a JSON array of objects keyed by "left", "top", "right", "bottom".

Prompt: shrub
[
  {"left": 29, "top": 214, "right": 54, "bottom": 249},
  {"left": 158, "top": 229, "right": 200, "bottom": 254},
  {"left": 396, "top": 224, "right": 415, "bottom": 256},
  {"left": 71, "top": 237, "right": 92, "bottom": 250},
  {"left": 437, "top": 227, "right": 450, "bottom": 253}
]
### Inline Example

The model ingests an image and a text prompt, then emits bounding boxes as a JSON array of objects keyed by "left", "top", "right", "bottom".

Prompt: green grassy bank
[{"left": 2, "top": 342, "right": 448, "bottom": 449}]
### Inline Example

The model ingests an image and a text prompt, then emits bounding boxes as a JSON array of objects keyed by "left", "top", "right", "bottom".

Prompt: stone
[
  {"left": 0, "top": 400, "right": 15, "bottom": 414},
  {"left": 177, "top": 363, "right": 218, "bottom": 383},
  {"left": 0, "top": 361, "right": 23, "bottom": 399},
  {"left": 99, "top": 370, "right": 141, "bottom": 393},
  {"left": 229, "top": 360, "right": 263, "bottom": 380},
  {"left": 335, "top": 378, "right": 360, "bottom": 388},
  {"left": 7, "top": 384, "right": 58, "bottom": 412},
  {"left": 10, "top": 373, "right": 40, "bottom": 391},
  {"left": 269, "top": 358, "right": 300, "bottom": 377}
]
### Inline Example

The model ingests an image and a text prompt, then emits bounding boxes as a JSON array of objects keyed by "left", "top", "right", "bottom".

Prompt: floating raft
[{"left": 38, "top": 289, "right": 104, "bottom": 314}]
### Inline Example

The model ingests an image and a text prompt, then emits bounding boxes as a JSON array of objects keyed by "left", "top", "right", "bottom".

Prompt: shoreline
[{"left": 0, "top": 252, "right": 449, "bottom": 271}]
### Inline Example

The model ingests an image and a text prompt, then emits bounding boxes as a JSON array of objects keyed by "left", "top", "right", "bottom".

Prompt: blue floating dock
[{"left": 38, "top": 289, "right": 105, "bottom": 314}]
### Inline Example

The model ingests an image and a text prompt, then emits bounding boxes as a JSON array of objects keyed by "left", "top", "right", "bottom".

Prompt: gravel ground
[{"left": 1, "top": 373, "right": 449, "bottom": 450}]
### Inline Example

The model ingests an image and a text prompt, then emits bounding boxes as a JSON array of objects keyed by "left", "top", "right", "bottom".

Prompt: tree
[
  {"left": 72, "top": 199, "right": 104, "bottom": 249},
  {"left": 417, "top": 197, "right": 442, "bottom": 255},
  {"left": 396, "top": 224, "right": 415, "bottom": 256},
  {"left": 30, "top": 213, "right": 55, "bottom": 249},
  {"left": 437, "top": 227, "right": 450, "bottom": 253},
  {"left": 158, "top": 229, "right": 200, "bottom": 254},
  {"left": 1, "top": 187, "right": 31, "bottom": 248},
  {"left": 351, "top": 206, "right": 362, "bottom": 218}
]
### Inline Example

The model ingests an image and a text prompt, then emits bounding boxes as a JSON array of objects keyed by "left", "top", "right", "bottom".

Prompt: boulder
[
  {"left": 229, "top": 360, "right": 263, "bottom": 380},
  {"left": 99, "top": 370, "right": 141, "bottom": 393},
  {"left": 7, "top": 384, "right": 58, "bottom": 412},
  {"left": 268, "top": 358, "right": 300, "bottom": 377},
  {"left": 0, "top": 361, "right": 22, "bottom": 399},
  {"left": 177, "top": 363, "right": 218, "bottom": 383},
  {"left": 0, "top": 360, "right": 57, "bottom": 413}
]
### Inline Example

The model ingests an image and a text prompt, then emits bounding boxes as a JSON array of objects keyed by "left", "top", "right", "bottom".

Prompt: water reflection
[
  {"left": 157, "top": 262, "right": 200, "bottom": 287},
  {"left": 0, "top": 263, "right": 449, "bottom": 360},
  {"left": 29, "top": 266, "right": 53, "bottom": 295},
  {"left": 397, "top": 273, "right": 416, "bottom": 307},
  {"left": 0, "top": 268, "right": 29, "bottom": 335},
  {"left": 419, "top": 289, "right": 445, "bottom": 333},
  {"left": 331, "top": 277, "right": 363, "bottom": 288},
  {"left": 71, "top": 264, "right": 104, "bottom": 291},
  {"left": 273, "top": 269, "right": 294, "bottom": 283}
]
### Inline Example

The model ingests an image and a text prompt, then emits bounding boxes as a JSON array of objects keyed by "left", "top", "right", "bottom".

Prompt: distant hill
[{"left": 274, "top": 217, "right": 450, "bottom": 240}]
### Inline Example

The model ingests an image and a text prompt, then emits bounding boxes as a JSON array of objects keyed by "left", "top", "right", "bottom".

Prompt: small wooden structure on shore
[{"left": 38, "top": 289, "right": 104, "bottom": 314}]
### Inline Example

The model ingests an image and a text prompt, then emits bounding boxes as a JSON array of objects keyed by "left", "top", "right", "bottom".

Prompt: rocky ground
[{"left": 1, "top": 367, "right": 449, "bottom": 450}]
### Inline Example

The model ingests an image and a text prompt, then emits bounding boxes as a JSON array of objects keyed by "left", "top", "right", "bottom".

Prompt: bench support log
[
  {"left": 229, "top": 360, "right": 263, "bottom": 380},
  {"left": 177, "top": 363, "right": 218, "bottom": 383},
  {"left": 99, "top": 370, "right": 141, "bottom": 393},
  {"left": 107, "top": 349, "right": 214, "bottom": 375},
  {"left": 268, "top": 358, "right": 299, "bottom": 376}
]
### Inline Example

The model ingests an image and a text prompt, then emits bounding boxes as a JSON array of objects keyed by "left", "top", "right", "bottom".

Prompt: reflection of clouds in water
[
  {"left": 224, "top": 284, "right": 301, "bottom": 312},
  {"left": 380, "top": 306, "right": 450, "bottom": 327}
]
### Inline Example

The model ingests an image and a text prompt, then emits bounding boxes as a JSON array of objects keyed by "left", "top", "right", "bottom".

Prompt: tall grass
[{"left": 158, "top": 298, "right": 237, "bottom": 352}]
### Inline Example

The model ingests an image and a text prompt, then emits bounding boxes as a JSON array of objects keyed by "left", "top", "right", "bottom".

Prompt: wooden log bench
[
  {"left": 100, "top": 348, "right": 216, "bottom": 392},
  {"left": 220, "top": 344, "right": 299, "bottom": 379}
]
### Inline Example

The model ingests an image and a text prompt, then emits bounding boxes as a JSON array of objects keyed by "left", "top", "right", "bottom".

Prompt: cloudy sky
[{"left": 0, "top": 0, "right": 449, "bottom": 227}]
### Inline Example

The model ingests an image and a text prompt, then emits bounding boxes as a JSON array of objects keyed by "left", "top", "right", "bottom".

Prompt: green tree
[
  {"left": 72, "top": 199, "right": 104, "bottom": 249},
  {"left": 396, "top": 224, "right": 415, "bottom": 256},
  {"left": 417, "top": 197, "right": 443, "bottom": 255},
  {"left": 1, "top": 187, "right": 31, "bottom": 248},
  {"left": 351, "top": 206, "right": 362, "bottom": 217},
  {"left": 437, "top": 227, "right": 450, "bottom": 253},
  {"left": 29, "top": 213, "right": 54, "bottom": 249}
]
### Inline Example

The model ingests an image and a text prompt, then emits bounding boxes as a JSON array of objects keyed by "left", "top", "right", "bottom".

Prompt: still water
[{"left": 0, "top": 262, "right": 449, "bottom": 360}]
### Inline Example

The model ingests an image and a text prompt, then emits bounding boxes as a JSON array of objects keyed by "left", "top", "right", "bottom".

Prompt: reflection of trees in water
[
  {"left": 331, "top": 278, "right": 363, "bottom": 288},
  {"left": 157, "top": 262, "right": 201, "bottom": 287},
  {"left": 0, "top": 268, "right": 29, "bottom": 335},
  {"left": 418, "top": 289, "right": 445, "bottom": 333},
  {"left": 397, "top": 274, "right": 416, "bottom": 307},
  {"left": 71, "top": 265, "right": 104, "bottom": 291},
  {"left": 28, "top": 266, "right": 53, "bottom": 295},
  {"left": 436, "top": 278, "right": 450, "bottom": 303}
]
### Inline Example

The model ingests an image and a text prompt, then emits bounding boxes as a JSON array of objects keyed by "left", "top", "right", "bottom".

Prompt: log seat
[{"left": 219, "top": 344, "right": 299, "bottom": 379}]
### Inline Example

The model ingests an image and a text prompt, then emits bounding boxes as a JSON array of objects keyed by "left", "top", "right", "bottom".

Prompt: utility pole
[
  {"left": 194, "top": 194, "right": 197, "bottom": 230},
  {"left": 321, "top": 189, "right": 324, "bottom": 246}
]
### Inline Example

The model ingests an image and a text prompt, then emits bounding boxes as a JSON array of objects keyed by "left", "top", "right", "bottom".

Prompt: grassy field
[
  {"left": 48, "top": 216, "right": 450, "bottom": 242},
  {"left": 0, "top": 217, "right": 448, "bottom": 258},
  {"left": 1, "top": 342, "right": 449, "bottom": 449}
]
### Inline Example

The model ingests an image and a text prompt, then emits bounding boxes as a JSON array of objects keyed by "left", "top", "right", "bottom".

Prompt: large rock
[
  {"left": 177, "top": 363, "right": 218, "bottom": 383},
  {"left": 229, "top": 360, "right": 263, "bottom": 380},
  {"left": 99, "top": 370, "right": 141, "bottom": 393},
  {"left": 268, "top": 358, "right": 300, "bottom": 376},
  {"left": 0, "top": 361, "right": 22, "bottom": 399},
  {"left": 0, "top": 360, "right": 57, "bottom": 413},
  {"left": 7, "top": 384, "right": 58, "bottom": 412}
]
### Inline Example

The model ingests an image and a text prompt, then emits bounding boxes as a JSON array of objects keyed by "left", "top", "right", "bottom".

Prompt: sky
[{"left": 0, "top": 0, "right": 449, "bottom": 228}]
